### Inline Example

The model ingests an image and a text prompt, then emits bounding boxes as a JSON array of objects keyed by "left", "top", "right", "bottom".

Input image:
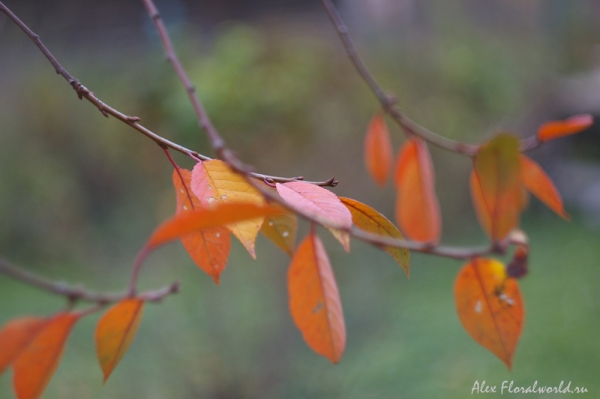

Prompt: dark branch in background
[
  {"left": 0, "top": 258, "right": 179, "bottom": 305},
  {"left": 319, "top": 0, "right": 543, "bottom": 155},
  {"left": 0, "top": 2, "right": 335, "bottom": 187}
]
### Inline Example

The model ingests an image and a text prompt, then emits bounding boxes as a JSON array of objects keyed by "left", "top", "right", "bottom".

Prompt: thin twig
[
  {"left": 0, "top": 258, "right": 179, "bottom": 304},
  {"left": 319, "top": 0, "right": 541, "bottom": 155}
]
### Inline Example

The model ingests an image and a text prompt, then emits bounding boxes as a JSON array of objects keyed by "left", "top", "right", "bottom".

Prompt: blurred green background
[{"left": 1, "top": 0, "right": 599, "bottom": 398}]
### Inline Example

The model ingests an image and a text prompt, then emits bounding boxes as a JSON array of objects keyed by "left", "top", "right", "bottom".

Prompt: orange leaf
[
  {"left": 260, "top": 204, "right": 298, "bottom": 256},
  {"left": 537, "top": 114, "right": 593, "bottom": 142},
  {"left": 364, "top": 112, "right": 393, "bottom": 186},
  {"left": 519, "top": 155, "right": 569, "bottom": 220},
  {"left": 191, "top": 160, "right": 265, "bottom": 259},
  {"left": 173, "top": 169, "right": 230, "bottom": 284},
  {"left": 393, "top": 137, "right": 441, "bottom": 243},
  {"left": 471, "top": 133, "right": 522, "bottom": 241},
  {"left": 13, "top": 313, "right": 80, "bottom": 399},
  {"left": 454, "top": 258, "right": 524, "bottom": 369},
  {"left": 339, "top": 197, "right": 410, "bottom": 277},
  {"left": 146, "top": 203, "right": 284, "bottom": 251},
  {"left": 0, "top": 317, "right": 47, "bottom": 376},
  {"left": 288, "top": 232, "right": 346, "bottom": 363},
  {"left": 276, "top": 182, "right": 352, "bottom": 251},
  {"left": 95, "top": 299, "right": 145, "bottom": 382}
]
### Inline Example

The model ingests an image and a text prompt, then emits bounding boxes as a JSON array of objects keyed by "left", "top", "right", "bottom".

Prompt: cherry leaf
[
  {"left": 364, "top": 112, "right": 393, "bottom": 186},
  {"left": 394, "top": 137, "right": 441, "bottom": 244},
  {"left": 276, "top": 181, "right": 352, "bottom": 252},
  {"left": 339, "top": 197, "right": 410, "bottom": 277},
  {"left": 95, "top": 299, "right": 145, "bottom": 382},
  {"left": 0, "top": 317, "right": 47, "bottom": 376},
  {"left": 471, "top": 133, "right": 522, "bottom": 241},
  {"left": 146, "top": 203, "right": 284, "bottom": 251},
  {"left": 520, "top": 155, "right": 569, "bottom": 220},
  {"left": 13, "top": 313, "right": 80, "bottom": 399},
  {"left": 454, "top": 258, "right": 524, "bottom": 370},
  {"left": 260, "top": 203, "right": 298, "bottom": 256},
  {"left": 191, "top": 160, "right": 265, "bottom": 259},
  {"left": 173, "top": 169, "right": 230, "bottom": 284},
  {"left": 537, "top": 114, "right": 593, "bottom": 142},
  {"left": 288, "top": 231, "right": 346, "bottom": 363}
]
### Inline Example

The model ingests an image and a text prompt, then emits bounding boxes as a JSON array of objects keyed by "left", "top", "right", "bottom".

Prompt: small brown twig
[
  {"left": 319, "top": 0, "right": 542, "bottom": 156},
  {"left": 0, "top": 258, "right": 179, "bottom": 305}
]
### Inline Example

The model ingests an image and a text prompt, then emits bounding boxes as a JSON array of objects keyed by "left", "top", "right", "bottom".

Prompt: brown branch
[
  {"left": 0, "top": 258, "right": 179, "bottom": 304},
  {"left": 319, "top": 0, "right": 544, "bottom": 156},
  {"left": 0, "top": 2, "right": 335, "bottom": 187}
]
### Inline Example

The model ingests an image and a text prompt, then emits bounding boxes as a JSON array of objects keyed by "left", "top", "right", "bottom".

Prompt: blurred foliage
[{"left": 1, "top": 1, "right": 600, "bottom": 398}]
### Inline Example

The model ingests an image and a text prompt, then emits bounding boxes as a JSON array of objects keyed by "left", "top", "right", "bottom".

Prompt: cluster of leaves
[{"left": 364, "top": 111, "right": 593, "bottom": 368}]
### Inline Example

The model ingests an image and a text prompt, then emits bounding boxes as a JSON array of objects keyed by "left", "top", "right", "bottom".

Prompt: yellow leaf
[
  {"left": 260, "top": 204, "right": 298, "bottom": 256},
  {"left": 192, "top": 160, "right": 265, "bottom": 258}
]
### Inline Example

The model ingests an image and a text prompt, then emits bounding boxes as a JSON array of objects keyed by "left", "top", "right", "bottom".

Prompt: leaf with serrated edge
[
  {"left": 394, "top": 137, "right": 441, "bottom": 244},
  {"left": 147, "top": 203, "right": 283, "bottom": 251},
  {"left": 174, "top": 169, "right": 230, "bottom": 284},
  {"left": 260, "top": 204, "right": 297, "bottom": 256},
  {"left": 340, "top": 197, "right": 410, "bottom": 277},
  {"left": 0, "top": 317, "right": 47, "bottom": 376},
  {"left": 276, "top": 182, "right": 352, "bottom": 252},
  {"left": 191, "top": 160, "right": 265, "bottom": 259},
  {"left": 288, "top": 232, "right": 346, "bottom": 363},
  {"left": 519, "top": 155, "right": 569, "bottom": 220},
  {"left": 471, "top": 133, "right": 522, "bottom": 241},
  {"left": 95, "top": 299, "right": 145, "bottom": 382},
  {"left": 364, "top": 112, "right": 393, "bottom": 186},
  {"left": 537, "top": 114, "right": 593, "bottom": 142},
  {"left": 454, "top": 258, "right": 524, "bottom": 370},
  {"left": 13, "top": 313, "right": 79, "bottom": 399}
]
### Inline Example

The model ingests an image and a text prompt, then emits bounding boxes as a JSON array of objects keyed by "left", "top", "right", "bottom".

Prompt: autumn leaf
[
  {"left": 260, "top": 203, "right": 298, "bottom": 256},
  {"left": 95, "top": 299, "right": 145, "bottom": 382},
  {"left": 0, "top": 317, "right": 47, "bottom": 376},
  {"left": 454, "top": 258, "right": 524, "bottom": 369},
  {"left": 13, "top": 312, "right": 80, "bottom": 399},
  {"left": 339, "top": 197, "right": 410, "bottom": 277},
  {"left": 173, "top": 168, "right": 230, "bottom": 284},
  {"left": 364, "top": 112, "right": 393, "bottom": 186},
  {"left": 471, "top": 133, "right": 522, "bottom": 241},
  {"left": 276, "top": 181, "right": 352, "bottom": 251},
  {"left": 191, "top": 160, "right": 265, "bottom": 259},
  {"left": 288, "top": 231, "right": 346, "bottom": 363},
  {"left": 537, "top": 114, "right": 593, "bottom": 142},
  {"left": 394, "top": 137, "right": 441, "bottom": 244},
  {"left": 519, "top": 155, "right": 569, "bottom": 220}
]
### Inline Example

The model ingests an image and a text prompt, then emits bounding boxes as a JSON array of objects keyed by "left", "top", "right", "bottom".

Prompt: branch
[
  {"left": 0, "top": 258, "right": 179, "bottom": 304},
  {"left": 0, "top": 2, "right": 336, "bottom": 188},
  {"left": 319, "top": 0, "right": 543, "bottom": 155}
]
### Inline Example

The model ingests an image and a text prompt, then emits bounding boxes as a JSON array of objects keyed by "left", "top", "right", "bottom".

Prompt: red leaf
[
  {"left": 276, "top": 181, "right": 352, "bottom": 251},
  {"left": 173, "top": 169, "right": 230, "bottom": 284},
  {"left": 339, "top": 197, "right": 410, "bottom": 277},
  {"left": 95, "top": 299, "right": 145, "bottom": 382},
  {"left": 13, "top": 313, "right": 80, "bottom": 399},
  {"left": 537, "top": 114, "right": 593, "bottom": 142},
  {"left": 471, "top": 133, "right": 522, "bottom": 241},
  {"left": 519, "top": 155, "right": 569, "bottom": 220},
  {"left": 288, "top": 232, "right": 346, "bottom": 363},
  {"left": 0, "top": 317, "right": 47, "bottom": 376},
  {"left": 146, "top": 203, "right": 284, "bottom": 251},
  {"left": 364, "top": 112, "right": 393, "bottom": 186},
  {"left": 393, "top": 137, "right": 441, "bottom": 243},
  {"left": 455, "top": 258, "right": 524, "bottom": 369}
]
